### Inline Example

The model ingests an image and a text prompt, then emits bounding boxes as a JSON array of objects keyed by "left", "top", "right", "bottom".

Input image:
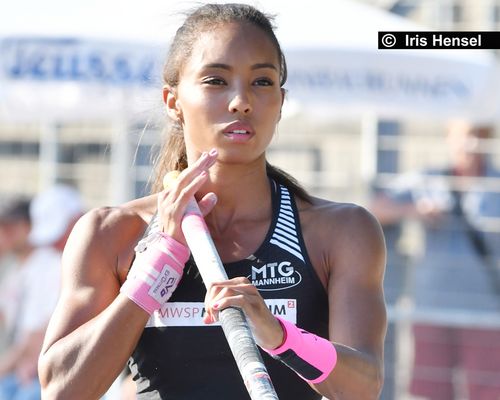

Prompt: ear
[
  {"left": 278, "top": 88, "right": 286, "bottom": 121},
  {"left": 163, "top": 85, "right": 183, "bottom": 122}
]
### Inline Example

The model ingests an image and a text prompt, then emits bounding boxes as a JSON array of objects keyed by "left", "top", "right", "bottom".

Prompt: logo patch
[
  {"left": 249, "top": 261, "right": 302, "bottom": 291},
  {"left": 146, "top": 299, "right": 297, "bottom": 328},
  {"left": 148, "top": 264, "right": 181, "bottom": 303}
]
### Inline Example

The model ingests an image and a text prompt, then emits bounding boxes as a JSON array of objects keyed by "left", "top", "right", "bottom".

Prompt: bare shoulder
[
  {"left": 298, "top": 195, "right": 383, "bottom": 245},
  {"left": 42, "top": 195, "right": 158, "bottom": 351},
  {"left": 64, "top": 194, "right": 158, "bottom": 284},
  {"left": 297, "top": 196, "right": 386, "bottom": 283},
  {"left": 77, "top": 194, "right": 157, "bottom": 236}
]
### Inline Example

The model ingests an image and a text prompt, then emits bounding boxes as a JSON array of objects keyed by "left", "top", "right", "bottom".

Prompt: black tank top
[{"left": 129, "top": 181, "right": 329, "bottom": 399}]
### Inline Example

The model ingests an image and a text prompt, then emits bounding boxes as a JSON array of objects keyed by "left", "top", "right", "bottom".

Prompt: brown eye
[
  {"left": 254, "top": 78, "right": 274, "bottom": 86},
  {"left": 203, "top": 77, "right": 226, "bottom": 85}
]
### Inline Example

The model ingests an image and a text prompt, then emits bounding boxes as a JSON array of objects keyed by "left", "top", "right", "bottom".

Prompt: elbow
[
  {"left": 362, "top": 357, "right": 384, "bottom": 400},
  {"left": 351, "top": 367, "right": 384, "bottom": 400},
  {"left": 373, "top": 366, "right": 385, "bottom": 400},
  {"left": 38, "top": 353, "right": 67, "bottom": 400},
  {"left": 364, "top": 360, "right": 384, "bottom": 400},
  {"left": 318, "top": 360, "right": 384, "bottom": 400},
  {"left": 356, "top": 358, "right": 386, "bottom": 400},
  {"left": 38, "top": 353, "right": 56, "bottom": 399},
  {"left": 38, "top": 351, "right": 111, "bottom": 400}
]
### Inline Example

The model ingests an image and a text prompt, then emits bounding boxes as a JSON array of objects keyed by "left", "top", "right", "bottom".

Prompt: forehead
[{"left": 183, "top": 22, "right": 280, "bottom": 71}]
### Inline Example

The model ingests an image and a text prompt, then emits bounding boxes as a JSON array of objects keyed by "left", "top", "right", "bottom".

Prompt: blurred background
[{"left": 1, "top": 0, "right": 499, "bottom": 399}]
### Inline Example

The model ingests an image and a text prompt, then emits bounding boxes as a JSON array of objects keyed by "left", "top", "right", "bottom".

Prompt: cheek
[
  {"left": 262, "top": 95, "right": 283, "bottom": 124},
  {"left": 180, "top": 90, "right": 221, "bottom": 122}
]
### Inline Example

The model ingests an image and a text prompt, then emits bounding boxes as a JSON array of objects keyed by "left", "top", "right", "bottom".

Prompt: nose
[{"left": 228, "top": 87, "right": 252, "bottom": 114}]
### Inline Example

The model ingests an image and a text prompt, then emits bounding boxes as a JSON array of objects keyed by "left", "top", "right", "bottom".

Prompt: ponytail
[
  {"left": 151, "top": 123, "right": 187, "bottom": 193},
  {"left": 266, "top": 162, "right": 312, "bottom": 203}
]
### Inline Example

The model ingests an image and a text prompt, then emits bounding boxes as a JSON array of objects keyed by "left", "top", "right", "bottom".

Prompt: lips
[
  {"left": 223, "top": 121, "right": 254, "bottom": 136},
  {"left": 228, "top": 129, "right": 249, "bottom": 134}
]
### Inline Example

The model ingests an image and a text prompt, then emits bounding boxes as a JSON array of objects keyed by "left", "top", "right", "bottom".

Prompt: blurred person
[
  {"left": 0, "top": 197, "right": 32, "bottom": 352},
  {"left": 0, "top": 185, "right": 84, "bottom": 400},
  {"left": 369, "top": 120, "right": 500, "bottom": 400},
  {"left": 38, "top": 4, "right": 387, "bottom": 400}
]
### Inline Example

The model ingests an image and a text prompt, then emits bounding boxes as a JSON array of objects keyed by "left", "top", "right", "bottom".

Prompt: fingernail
[
  {"left": 209, "top": 148, "right": 218, "bottom": 156},
  {"left": 213, "top": 302, "right": 220, "bottom": 309},
  {"left": 201, "top": 152, "right": 208, "bottom": 159}
]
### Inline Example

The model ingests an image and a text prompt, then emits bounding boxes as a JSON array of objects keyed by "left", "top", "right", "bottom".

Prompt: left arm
[
  {"left": 315, "top": 204, "right": 387, "bottom": 399},
  {"left": 204, "top": 204, "right": 387, "bottom": 399}
]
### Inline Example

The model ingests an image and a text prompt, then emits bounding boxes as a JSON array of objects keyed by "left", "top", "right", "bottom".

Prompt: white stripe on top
[{"left": 270, "top": 186, "right": 305, "bottom": 262}]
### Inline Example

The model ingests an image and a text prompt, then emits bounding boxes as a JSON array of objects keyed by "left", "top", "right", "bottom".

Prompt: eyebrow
[{"left": 202, "top": 62, "right": 278, "bottom": 71}]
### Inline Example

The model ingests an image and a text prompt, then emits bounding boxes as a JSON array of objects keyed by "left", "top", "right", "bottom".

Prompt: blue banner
[{"left": 0, "top": 37, "right": 163, "bottom": 86}]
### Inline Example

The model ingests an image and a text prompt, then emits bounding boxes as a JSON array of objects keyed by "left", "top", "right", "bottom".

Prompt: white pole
[
  {"left": 109, "top": 117, "right": 132, "bottom": 205},
  {"left": 360, "top": 112, "right": 379, "bottom": 185},
  {"left": 38, "top": 121, "right": 58, "bottom": 190}
]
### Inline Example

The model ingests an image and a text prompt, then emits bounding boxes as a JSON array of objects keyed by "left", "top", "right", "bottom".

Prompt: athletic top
[{"left": 129, "top": 181, "right": 330, "bottom": 399}]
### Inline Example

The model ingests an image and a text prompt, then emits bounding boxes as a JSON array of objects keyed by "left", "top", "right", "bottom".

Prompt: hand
[
  {"left": 158, "top": 149, "right": 218, "bottom": 245},
  {"left": 203, "top": 277, "right": 284, "bottom": 350}
]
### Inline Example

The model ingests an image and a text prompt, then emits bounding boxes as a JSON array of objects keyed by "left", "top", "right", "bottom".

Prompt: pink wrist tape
[
  {"left": 121, "top": 233, "right": 190, "bottom": 315},
  {"left": 263, "top": 317, "right": 337, "bottom": 384}
]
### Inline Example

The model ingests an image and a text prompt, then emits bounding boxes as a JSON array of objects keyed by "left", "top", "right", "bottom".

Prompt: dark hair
[
  {"left": 151, "top": 3, "right": 311, "bottom": 203},
  {"left": 0, "top": 196, "right": 31, "bottom": 224}
]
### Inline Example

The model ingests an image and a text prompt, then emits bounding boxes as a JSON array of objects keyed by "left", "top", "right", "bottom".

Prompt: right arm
[
  {"left": 38, "top": 207, "right": 150, "bottom": 400},
  {"left": 39, "top": 151, "right": 218, "bottom": 400}
]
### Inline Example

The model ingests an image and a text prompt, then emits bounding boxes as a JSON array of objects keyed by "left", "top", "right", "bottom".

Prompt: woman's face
[{"left": 169, "top": 22, "right": 284, "bottom": 165}]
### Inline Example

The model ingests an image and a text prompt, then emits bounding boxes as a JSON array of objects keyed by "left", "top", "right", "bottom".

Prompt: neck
[{"left": 201, "top": 161, "right": 271, "bottom": 235}]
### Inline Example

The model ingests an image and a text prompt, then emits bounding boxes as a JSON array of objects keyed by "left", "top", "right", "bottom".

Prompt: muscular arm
[
  {"left": 311, "top": 204, "right": 387, "bottom": 399},
  {"left": 38, "top": 208, "right": 150, "bottom": 400}
]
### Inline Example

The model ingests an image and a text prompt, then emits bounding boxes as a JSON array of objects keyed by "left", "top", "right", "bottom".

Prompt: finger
[
  {"left": 204, "top": 278, "right": 252, "bottom": 304},
  {"left": 204, "top": 284, "right": 232, "bottom": 323},
  {"left": 204, "top": 293, "right": 247, "bottom": 325},
  {"left": 212, "top": 294, "right": 246, "bottom": 311},
  {"left": 160, "top": 170, "right": 209, "bottom": 217},
  {"left": 157, "top": 176, "right": 208, "bottom": 241},
  {"left": 205, "top": 285, "right": 260, "bottom": 324},
  {"left": 209, "top": 280, "right": 255, "bottom": 297},
  {"left": 204, "top": 277, "right": 257, "bottom": 322},
  {"left": 161, "top": 150, "right": 217, "bottom": 218},
  {"left": 174, "top": 170, "right": 209, "bottom": 207},
  {"left": 176, "top": 148, "right": 217, "bottom": 189},
  {"left": 162, "top": 149, "right": 216, "bottom": 195},
  {"left": 198, "top": 192, "right": 218, "bottom": 216}
]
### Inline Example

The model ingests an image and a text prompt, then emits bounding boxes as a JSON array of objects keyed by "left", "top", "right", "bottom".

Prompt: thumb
[{"left": 197, "top": 193, "right": 217, "bottom": 217}]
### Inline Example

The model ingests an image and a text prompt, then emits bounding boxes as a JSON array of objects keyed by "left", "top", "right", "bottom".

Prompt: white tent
[
  {"left": 271, "top": 0, "right": 500, "bottom": 122},
  {"left": 1, "top": 0, "right": 499, "bottom": 122}
]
